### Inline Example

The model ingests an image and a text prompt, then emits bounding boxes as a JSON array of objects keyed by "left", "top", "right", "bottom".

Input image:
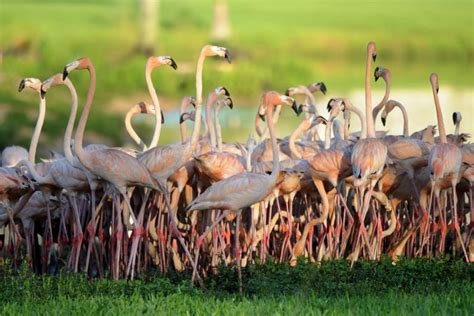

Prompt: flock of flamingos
[{"left": 0, "top": 42, "right": 472, "bottom": 285}]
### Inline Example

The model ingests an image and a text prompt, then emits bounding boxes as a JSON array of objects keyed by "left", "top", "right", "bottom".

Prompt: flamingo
[
  {"left": 349, "top": 42, "right": 388, "bottom": 260},
  {"left": 427, "top": 73, "right": 467, "bottom": 261}
]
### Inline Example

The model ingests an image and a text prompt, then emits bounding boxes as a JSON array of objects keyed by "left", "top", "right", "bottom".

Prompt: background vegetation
[
  {"left": 1, "top": 258, "right": 473, "bottom": 315},
  {"left": 0, "top": 0, "right": 472, "bottom": 152}
]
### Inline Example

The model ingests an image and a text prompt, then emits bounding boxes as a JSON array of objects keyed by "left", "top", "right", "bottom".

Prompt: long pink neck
[
  {"left": 205, "top": 94, "right": 217, "bottom": 149},
  {"left": 266, "top": 106, "right": 279, "bottom": 181},
  {"left": 324, "top": 117, "right": 333, "bottom": 149},
  {"left": 365, "top": 53, "right": 376, "bottom": 138},
  {"left": 394, "top": 102, "right": 409, "bottom": 137},
  {"left": 124, "top": 106, "right": 147, "bottom": 150},
  {"left": 289, "top": 119, "right": 311, "bottom": 159},
  {"left": 347, "top": 102, "right": 367, "bottom": 139},
  {"left": 190, "top": 51, "right": 205, "bottom": 151},
  {"left": 372, "top": 74, "right": 391, "bottom": 123},
  {"left": 74, "top": 61, "right": 96, "bottom": 164},
  {"left": 146, "top": 63, "right": 162, "bottom": 149},
  {"left": 29, "top": 93, "right": 46, "bottom": 163},
  {"left": 432, "top": 83, "right": 447, "bottom": 143},
  {"left": 62, "top": 78, "right": 78, "bottom": 163}
]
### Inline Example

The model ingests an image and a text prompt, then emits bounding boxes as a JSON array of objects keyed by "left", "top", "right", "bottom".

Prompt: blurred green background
[{"left": 0, "top": 0, "right": 473, "bottom": 156}]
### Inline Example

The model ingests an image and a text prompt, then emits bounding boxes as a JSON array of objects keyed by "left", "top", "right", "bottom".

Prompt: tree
[{"left": 211, "top": 0, "right": 231, "bottom": 41}]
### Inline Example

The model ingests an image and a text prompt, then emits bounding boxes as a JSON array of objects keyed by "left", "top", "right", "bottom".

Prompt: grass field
[
  {"left": 0, "top": 0, "right": 473, "bottom": 148},
  {"left": 1, "top": 259, "right": 473, "bottom": 315}
]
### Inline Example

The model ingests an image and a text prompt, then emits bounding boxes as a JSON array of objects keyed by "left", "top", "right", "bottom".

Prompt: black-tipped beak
[
  {"left": 169, "top": 58, "right": 178, "bottom": 70},
  {"left": 18, "top": 79, "right": 26, "bottom": 92},
  {"left": 452, "top": 113, "right": 456, "bottom": 125},
  {"left": 327, "top": 98, "right": 335, "bottom": 112},
  {"left": 259, "top": 113, "right": 266, "bottom": 122},
  {"left": 40, "top": 87, "right": 46, "bottom": 99},
  {"left": 320, "top": 82, "right": 327, "bottom": 95},
  {"left": 224, "top": 49, "right": 232, "bottom": 64},
  {"left": 318, "top": 116, "right": 328, "bottom": 125},
  {"left": 436, "top": 87, "right": 439, "bottom": 93},
  {"left": 190, "top": 98, "right": 196, "bottom": 108},
  {"left": 372, "top": 53, "right": 377, "bottom": 62},
  {"left": 297, "top": 104, "right": 303, "bottom": 116},
  {"left": 62, "top": 67, "right": 69, "bottom": 80},
  {"left": 221, "top": 86, "right": 230, "bottom": 96},
  {"left": 161, "top": 109, "right": 165, "bottom": 124},
  {"left": 225, "top": 97, "right": 233, "bottom": 109},
  {"left": 291, "top": 100, "right": 298, "bottom": 115},
  {"left": 284, "top": 89, "right": 290, "bottom": 96},
  {"left": 179, "top": 113, "right": 186, "bottom": 124},
  {"left": 381, "top": 116, "right": 386, "bottom": 126}
]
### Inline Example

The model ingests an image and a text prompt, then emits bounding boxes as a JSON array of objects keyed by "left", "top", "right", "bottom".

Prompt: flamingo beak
[
  {"left": 372, "top": 53, "right": 377, "bottom": 62},
  {"left": 179, "top": 113, "right": 187, "bottom": 124},
  {"left": 381, "top": 116, "right": 386, "bottom": 126},
  {"left": 320, "top": 82, "right": 327, "bottom": 95},
  {"left": 225, "top": 96, "right": 233, "bottom": 109},
  {"left": 221, "top": 86, "right": 230, "bottom": 96},
  {"left": 62, "top": 67, "right": 69, "bottom": 80},
  {"left": 327, "top": 98, "right": 335, "bottom": 112},
  {"left": 18, "top": 79, "right": 26, "bottom": 92},
  {"left": 190, "top": 97, "right": 197, "bottom": 108},
  {"left": 160, "top": 110, "right": 165, "bottom": 124},
  {"left": 291, "top": 100, "right": 299, "bottom": 115},
  {"left": 297, "top": 104, "right": 303, "bottom": 116},
  {"left": 40, "top": 87, "right": 46, "bottom": 99},
  {"left": 224, "top": 49, "right": 232, "bottom": 64},
  {"left": 169, "top": 58, "right": 178, "bottom": 70},
  {"left": 284, "top": 89, "right": 291, "bottom": 96},
  {"left": 259, "top": 112, "right": 266, "bottom": 122}
]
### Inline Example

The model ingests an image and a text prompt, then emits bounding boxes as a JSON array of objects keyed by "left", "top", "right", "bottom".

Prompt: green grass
[
  {"left": 0, "top": 0, "right": 473, "bottom": 148},
  {"left": 1, "top": 258, "right": 473, "bottom": 315}
]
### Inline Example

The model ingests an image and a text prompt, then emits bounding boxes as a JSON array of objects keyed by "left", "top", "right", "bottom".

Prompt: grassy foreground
[{"left": 1, "top": 258, "right": 472, "bottom": 315}]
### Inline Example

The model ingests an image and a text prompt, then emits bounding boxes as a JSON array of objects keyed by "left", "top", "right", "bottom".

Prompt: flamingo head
[
  {"left": 179, "top": 110, "right": 196, "bottom": 124},
  {"left": 452, "top": 111, "right": 462, "bottom": 125},
  {"left": 307, "top": 81, "right": 327, "bottom": 95},
  {"left": 148, "top": 56, "right": 178, "bottom": 70},
  {"left": 40, "top": 73, "right": 64, "bottom": 99},
  {"left": 205, "top": 45, "right": 232, "bottom": 63},
  {"left": 18, "top": 78, "right": 42, "bottom": 95},
  {"left": 63, "top": 57, "right": 90, "bottom": 80}
]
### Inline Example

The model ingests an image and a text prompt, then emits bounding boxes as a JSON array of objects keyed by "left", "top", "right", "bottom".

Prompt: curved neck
[
  {"left": 343, "top": 117, "right": 350, "bottom": 140},
  {"left": 29, "top": 94, "right": 46, "bottom": 163},
  {"left": 74, "top": 62, "right": 96, "bottom": 162},
  {"left": 300, "top": 86, "right": 318, "bottom": 113},
  {"left": 266, "top": 106, "right": 279, "bottom": 180},
  {"left": 18, "top": 159, "right": 49, "bottom": 184},
  {"left": 348, "top": 105, "right": 367, "bottom": 139},
  {"left": 289, "top": 119, "right": 310, "bottom": 159},
  {"left": 191, "top": 51, "right": 206, "bottom": 151},
  {"left": 324, "top": 118, "right": 333, "bottom": 149},
  {"left": 214, "top": 105, "right": 223, "bottom": 152},
  {"left": 365, "top": 53, "right": 375, "bottom": 138},
  {"left": 395, "top": 102, "right": 409, "bottom": 137},
  {"left": 372, "top": 76, "right": 391, "bottom": 123},
  {"left": 205, "top": 96, "right": 217, "bottom": 149},
  {"left": 333, "top": 120, "right": 344, "bottom": 142},
  {"left": 63, "top": 78, "right": 78, "bottom": 163},
  {"left": 125, "top": 107, "right": 147, "bottom": 151},
  {"left": 146, "top": 65, "right": 162, "bottom": 149},
  {"left": 431, "top": 84, "right": 447, "bottom": 143}
]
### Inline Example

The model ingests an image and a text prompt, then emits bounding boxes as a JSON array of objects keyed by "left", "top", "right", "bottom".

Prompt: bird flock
[{"left": 0, "top": 43, "right": 472, "bottom": 283}]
